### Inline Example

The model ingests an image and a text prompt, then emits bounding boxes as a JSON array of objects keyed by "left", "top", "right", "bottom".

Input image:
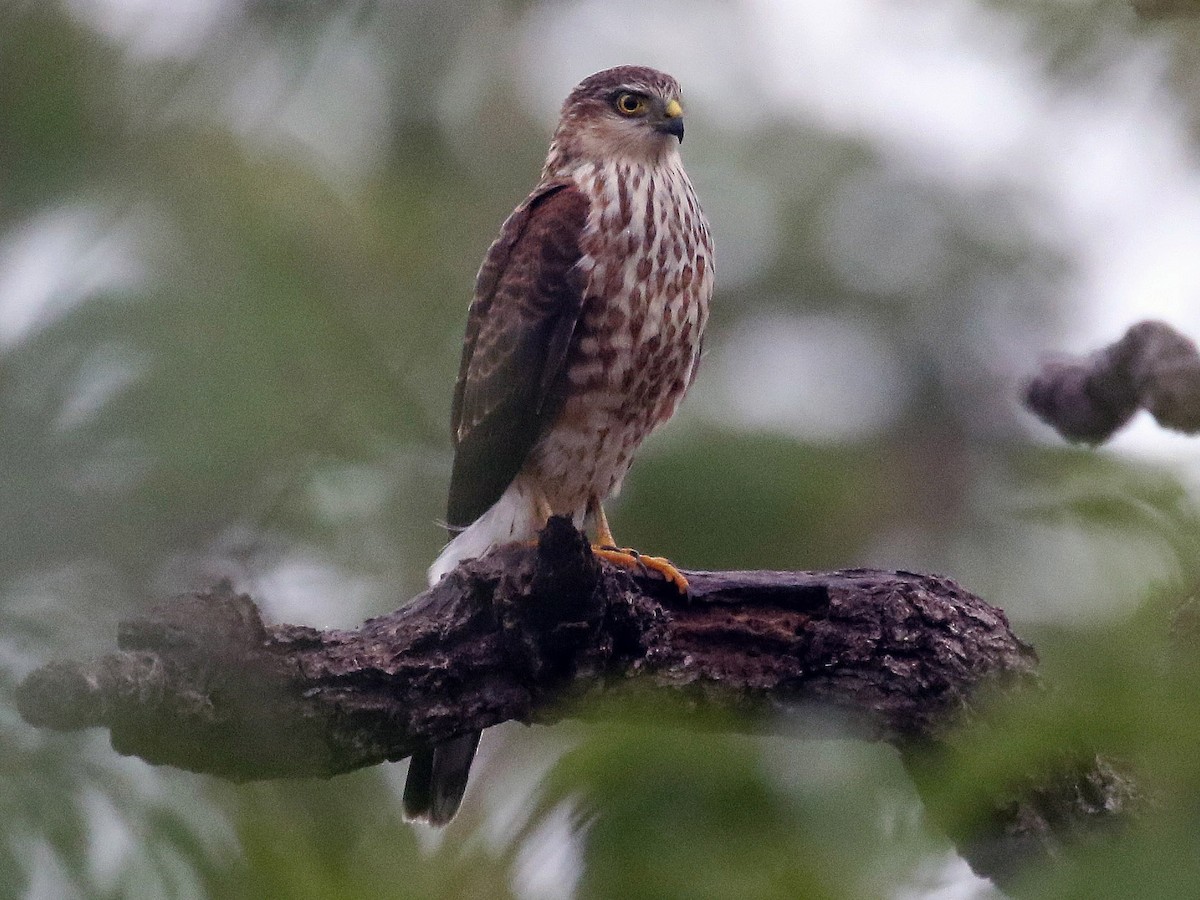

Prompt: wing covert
[{"left": 446, "top": 181, "right": 591, "bottom": 529}]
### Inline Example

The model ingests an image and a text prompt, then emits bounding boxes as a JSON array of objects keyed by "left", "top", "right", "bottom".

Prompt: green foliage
[
  {"left": 619, "top": 430, "right": 899, "bottom": 571},
  {"left": 213, "top": 778, "right": 518, "bottom": 900},
  {"left": 536, "top": 717, "right": 922, "bottom": 900}
]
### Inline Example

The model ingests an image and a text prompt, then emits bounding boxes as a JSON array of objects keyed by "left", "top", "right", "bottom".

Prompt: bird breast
[{"left": 527, "top": 157, "right": 714, "bottom": 508}]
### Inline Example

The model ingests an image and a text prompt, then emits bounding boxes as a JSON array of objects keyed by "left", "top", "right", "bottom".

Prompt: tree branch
[
  {"left": 1132, "top": 0, "right": 1200, "bottom": 19},
  {"left": 17, "top": 517, "right": 1135, "bottom": 889},
  {"left": 1025, "top": 320, "right": 1200, "bottom": 444}
]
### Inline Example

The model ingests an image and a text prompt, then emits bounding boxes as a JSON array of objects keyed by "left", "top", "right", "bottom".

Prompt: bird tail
[
  {"left": 408, "top": 480, "right": 542, "bottom": 826},
  {"left": 426, "top": 480, "right": 544, "bottom": 585},
  {"left": 402, "top": 731, "right": 482, "bottom": 826}
]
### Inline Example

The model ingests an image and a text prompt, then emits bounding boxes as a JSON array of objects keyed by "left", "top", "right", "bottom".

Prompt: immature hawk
[{"left": 404, "top": 66, "right": 714, "bottom": 826}]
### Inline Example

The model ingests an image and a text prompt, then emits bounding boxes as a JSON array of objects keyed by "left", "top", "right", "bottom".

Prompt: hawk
[{"left": 403, "top": 65, "right": 714, "bottom": 825}]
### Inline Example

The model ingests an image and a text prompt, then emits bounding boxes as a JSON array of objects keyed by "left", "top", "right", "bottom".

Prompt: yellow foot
[{"left": 591, "top": 545, "right": 689, "bottom": 593}]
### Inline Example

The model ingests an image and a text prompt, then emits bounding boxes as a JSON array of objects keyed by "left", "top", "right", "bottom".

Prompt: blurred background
[{"left": 4, "top": 0, "right": 1200, "bottom": 897}]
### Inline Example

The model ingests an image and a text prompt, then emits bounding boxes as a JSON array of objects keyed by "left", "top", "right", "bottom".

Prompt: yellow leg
[
  {"left": 513, "top": 486, "right": 555, "bottom": 550},
  {"left": 588, "top": 499, "right": 689, "bottom": 593},
  {"left": 532, "top": 486, "right": 553, "bottom": 528},
  {"left": 592, "top": 498, "right": 617, "bottom": 549}
]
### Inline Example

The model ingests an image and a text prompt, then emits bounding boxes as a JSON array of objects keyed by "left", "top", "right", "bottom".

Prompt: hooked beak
[{"left": 655, "top": 98, "right": 685, "bottom": 143}]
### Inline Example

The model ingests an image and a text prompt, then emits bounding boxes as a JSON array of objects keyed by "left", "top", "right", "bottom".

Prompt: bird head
[{"left": 546, "top": 66, "right": 687, "bottom": 171}]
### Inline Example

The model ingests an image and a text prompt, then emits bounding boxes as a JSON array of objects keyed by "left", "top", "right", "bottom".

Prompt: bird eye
[{"left": 614, "top": 92, "right": 647, "bottom": 116}]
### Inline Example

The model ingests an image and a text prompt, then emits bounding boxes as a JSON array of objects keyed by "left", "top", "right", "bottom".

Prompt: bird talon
[
  {"left": 591, "top": 545, "right": 689, "bottom": 593},
  {"left": 604, "top": 545, "right": 640, "bottom": 559}
]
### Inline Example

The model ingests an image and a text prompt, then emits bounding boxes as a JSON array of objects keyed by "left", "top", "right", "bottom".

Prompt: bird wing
[{"left": 447, "top": 180, "right": 591, "bottom": 529}]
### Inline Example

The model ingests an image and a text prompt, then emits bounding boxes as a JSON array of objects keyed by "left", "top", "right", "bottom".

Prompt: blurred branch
[
  {"left": 17, "top": 517, "right": 1134, "bottom": 889},
  {"left": 1025, "top": 320, "right": 1200, "bottom": 444},
  {"left": 1132, "top": 0, "right": 1200, "bottom": 18}
]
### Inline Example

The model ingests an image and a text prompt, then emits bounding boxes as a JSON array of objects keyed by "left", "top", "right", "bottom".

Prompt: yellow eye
[{"left": 615, "top": 92, "right": 647, "bottom": 116}]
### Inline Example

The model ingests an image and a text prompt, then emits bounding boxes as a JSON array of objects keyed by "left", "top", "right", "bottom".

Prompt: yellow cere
[{"left": 664, "top": 99, "right": 683, "bottom": 118}]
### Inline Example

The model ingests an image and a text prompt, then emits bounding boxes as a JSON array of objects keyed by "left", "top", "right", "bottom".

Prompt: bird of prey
[{"left": 403, "top": 65, "right": 714, "bottom": 826}]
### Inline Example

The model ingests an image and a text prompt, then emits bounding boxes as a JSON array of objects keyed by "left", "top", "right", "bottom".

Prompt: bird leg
[
  {"left": 515, "top": 486, "right": 555, "bottom": 548},
  {"left": 532, "top": 487, "right": 554, "bottom": 528},
  {"left": 588, "top": 499, "right": 689, "bottom": 593}
]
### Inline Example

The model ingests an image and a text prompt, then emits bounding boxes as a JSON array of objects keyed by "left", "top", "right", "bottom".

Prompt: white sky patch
[
  {"left": 702, "top": 311, "right": 911, "bottom": 441},
  {"left": 66, "top": 0, "right": 392, "bottom": 186},
  {"left": 746, "top": 0, "right": 1041, "bottom": 182},
  {"left": 220, "top": 15, "right": 393, "bottom": 185},
  {"left": 512, "top": 799, "right": 584, "bottom": 900},
  {"left": 252, "top": 553, "right": 384, "bottom": 629},
  {"left": 65, "top": 0, "right": 239, "bottom": 61},
  {"left": 894, "top": 852, "right": 1002, "bottom": 900},
  {"left": 0, "top": 206, "right": 146, "bottom": 351},
  {"left": 520, "top": 0, "right": 760, "bottom": 130}
]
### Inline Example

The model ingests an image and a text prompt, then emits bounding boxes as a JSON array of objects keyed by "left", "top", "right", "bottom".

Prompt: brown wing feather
[{"left": 446, "top": 181, "right": 591, "bottom": 529}]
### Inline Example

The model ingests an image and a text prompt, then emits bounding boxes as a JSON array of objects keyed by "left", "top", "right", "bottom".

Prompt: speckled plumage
[
  {"left": 406, "top": 66, "right": 713, "bottom": 826},
  {"left": 521, "top": 155, "right": 712, "bottom": 515},
  {"left": 441, "top": 65, "right": 713, "bottom": 552}
]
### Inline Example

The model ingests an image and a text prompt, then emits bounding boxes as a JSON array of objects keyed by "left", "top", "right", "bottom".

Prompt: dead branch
[
  {"left": 1132, "top": 0, "right": 1200, "bottom": 19},
  {"left": 16, "top": 517, "right": 1135, "bottom": 890},
  {"left": 1025, "top": 320, "right": 1200, "bottom": 444}
]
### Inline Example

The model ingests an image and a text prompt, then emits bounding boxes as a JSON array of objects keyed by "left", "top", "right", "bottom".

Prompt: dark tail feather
[
  {"left": 402, "top": 747, "right": 435, "bottom": 820},
  {"left": 402, "top": 731, "right": 481, "bottom": 826}
]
